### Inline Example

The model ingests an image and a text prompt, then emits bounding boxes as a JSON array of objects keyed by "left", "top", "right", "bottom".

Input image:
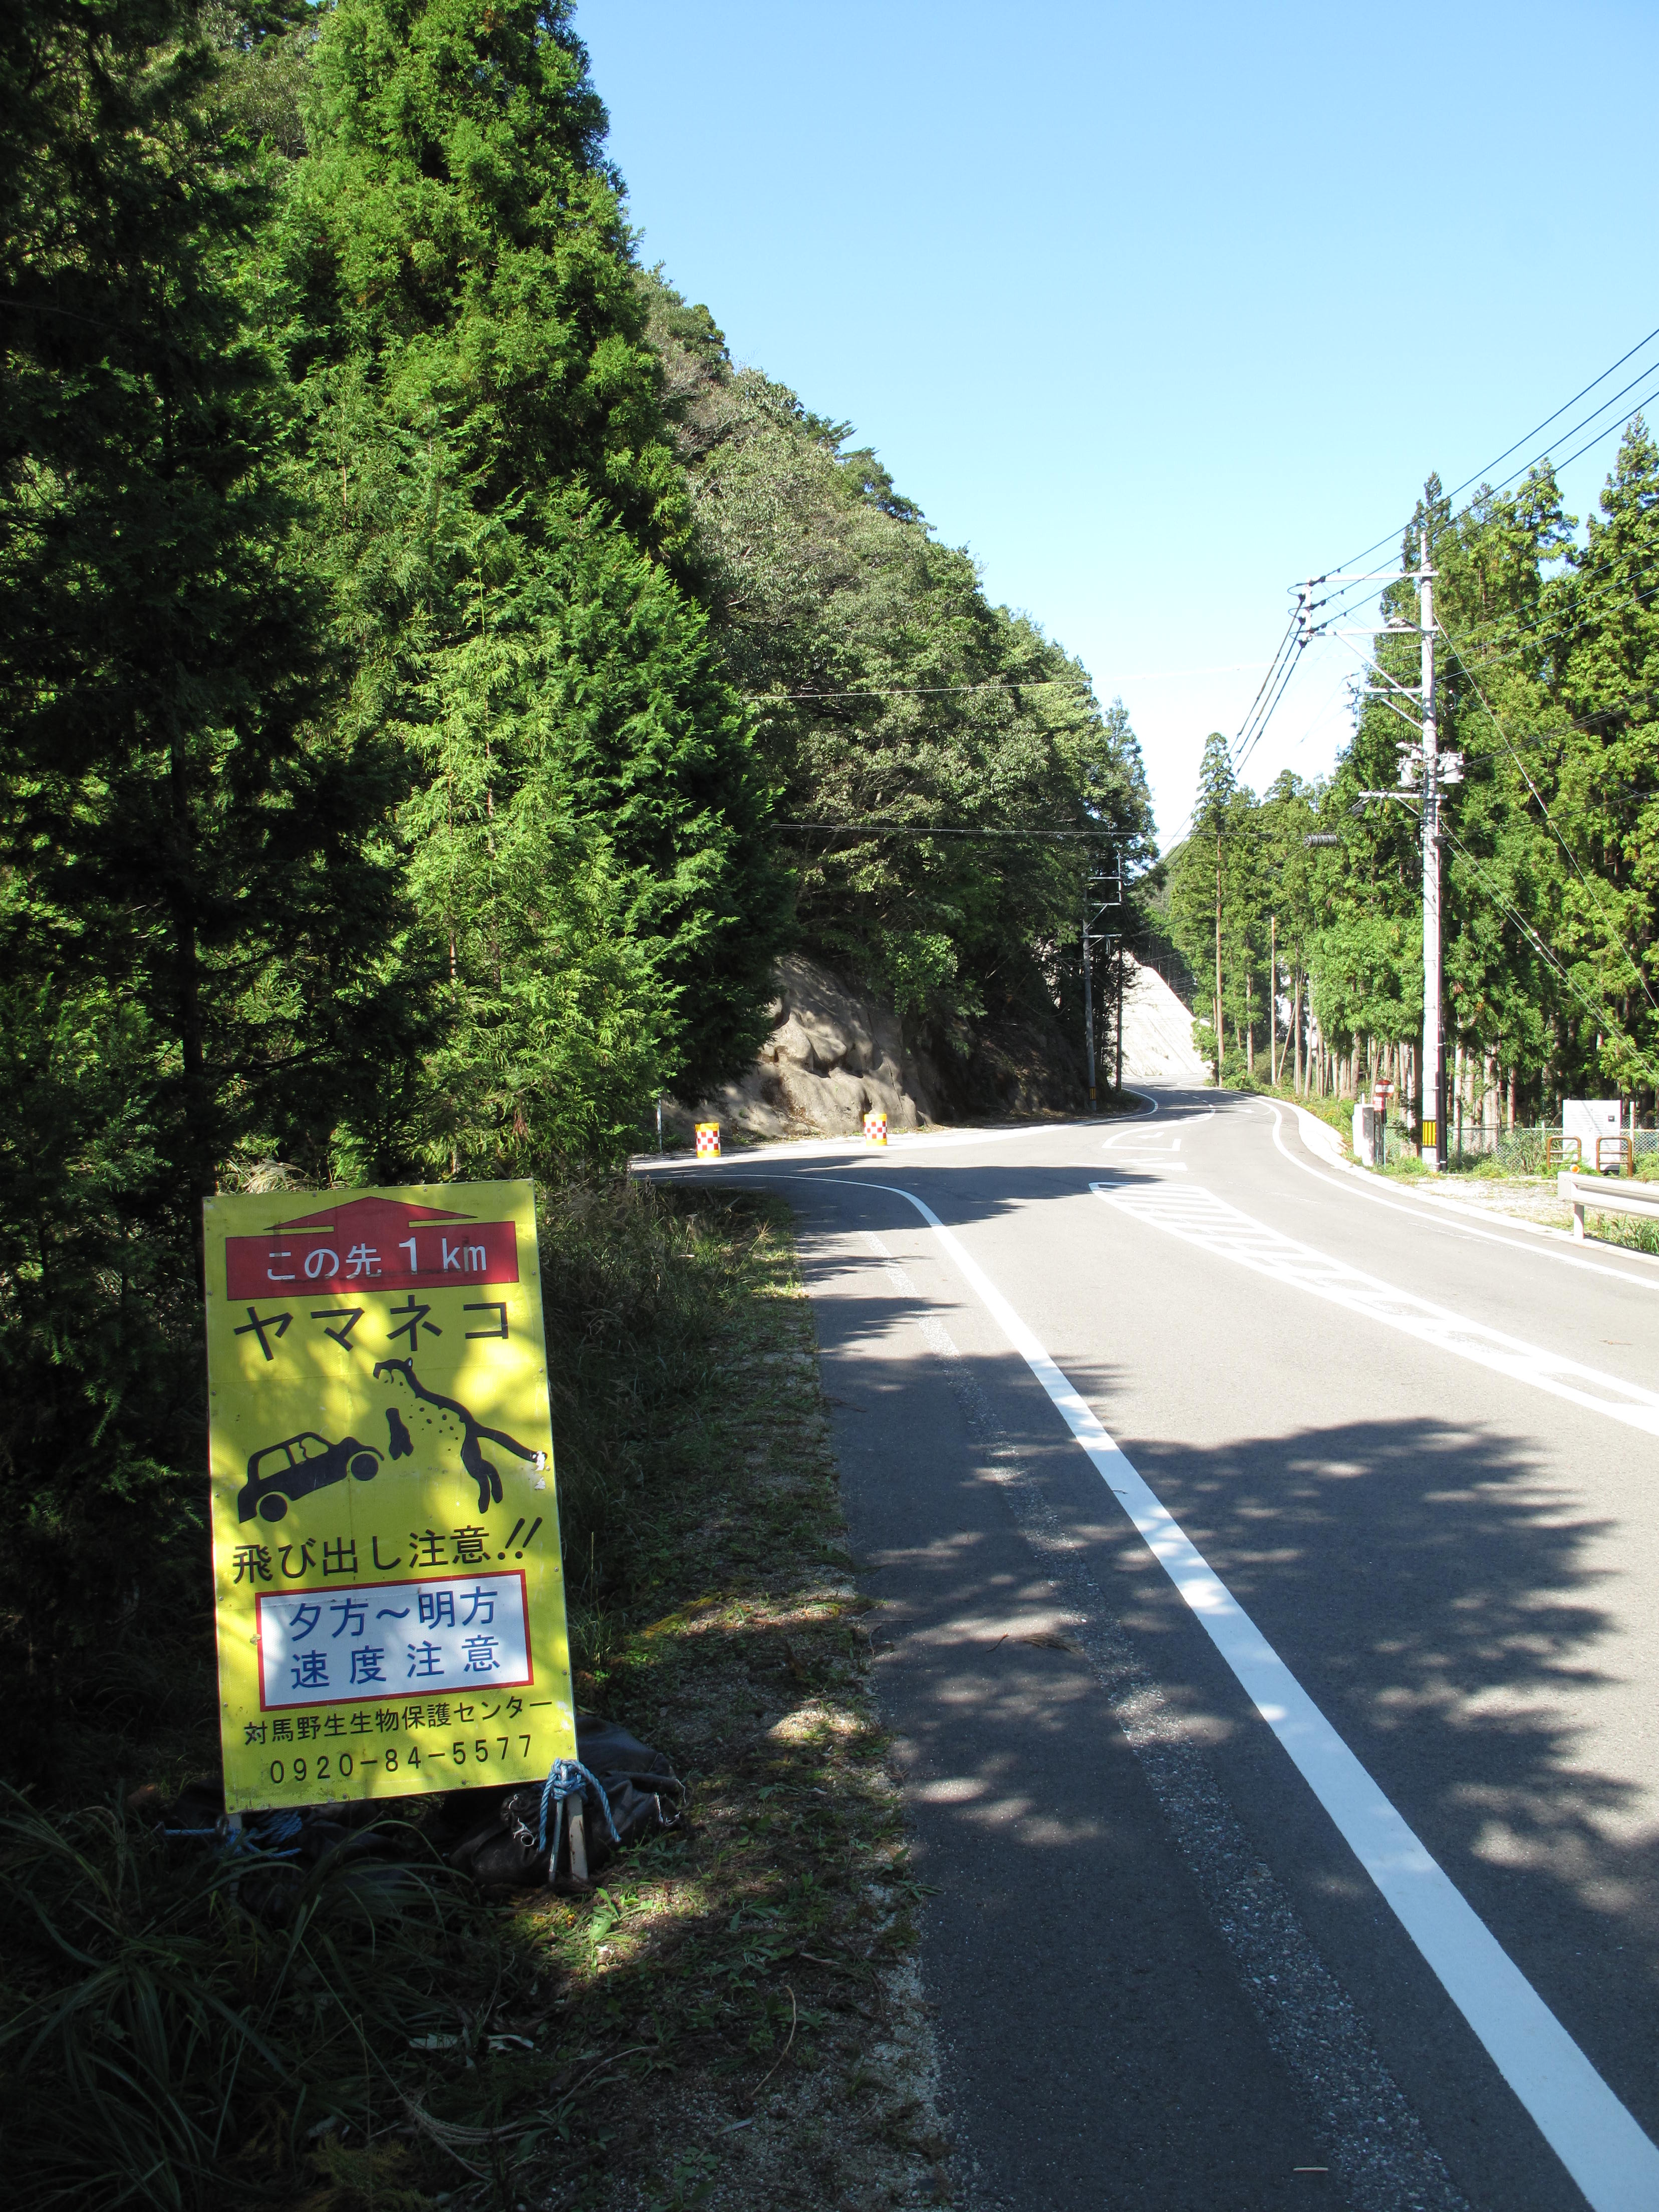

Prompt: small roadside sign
[{"left": 202, "top": 1179, "right": 575, "bottom": 1812}]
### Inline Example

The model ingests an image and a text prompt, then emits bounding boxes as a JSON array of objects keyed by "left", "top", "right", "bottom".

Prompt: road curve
[{"left": 639, "top": 1091, "right": 1659, "bottom": 2212}]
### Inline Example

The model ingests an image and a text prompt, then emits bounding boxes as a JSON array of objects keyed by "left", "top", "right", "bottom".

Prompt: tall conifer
[
  {"left": 282, "top": 0, "right": 785, "bottom": 1158},
  {"left": 0, "top": 0, "right": 396, "bottom": 1199},
  {"left": 0, "top": 0, "right": 402, "bottom": 1765}
]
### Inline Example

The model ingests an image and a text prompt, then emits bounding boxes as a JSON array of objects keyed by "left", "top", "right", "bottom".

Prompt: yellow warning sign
[{"left": 202, "top": 1179, "right": 575, "bottom": 1812}]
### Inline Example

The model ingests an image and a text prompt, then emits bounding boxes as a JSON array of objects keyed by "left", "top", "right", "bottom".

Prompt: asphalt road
[{"left": 642, "top": 1091, "right": 1659, "bottom": 2212}]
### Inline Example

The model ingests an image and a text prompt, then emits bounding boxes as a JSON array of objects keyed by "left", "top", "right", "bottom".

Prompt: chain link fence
[{"left": 1443, "top": 1125, "right": 1659, "bottom": 1174}]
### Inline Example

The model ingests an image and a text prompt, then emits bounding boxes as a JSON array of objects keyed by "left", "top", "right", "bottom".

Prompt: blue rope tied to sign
[
  {"left": 255, "top": 1810, "right": 306, "bottom": 1846},
  {"left": 536, "top": 1757, "right": 620, "bottom": 1871},
  {"left": 219, "top": 1809, "right": 305, "bottom": 1858},
  {"left": 161, "top": 1809, "right": 305, "bottom": 1857}
]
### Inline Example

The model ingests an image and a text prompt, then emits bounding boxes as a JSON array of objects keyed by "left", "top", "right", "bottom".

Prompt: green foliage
[
  {"left": 1174, "top": 434, "right": 1659, "bottom": 1117},
  {"left": 644, "top": 278, "right": 1156, "bottom": 1053},
  {"left": 0, "top": 0, "right": 408, "bottom": 1753},
  {"left": 0, "top": 987, "right": 207, "bottom": 1785},
  {"left": 1165, "top": 737, "right": 1308, "bottom": 1078},
  {"left": 280, "top": 2, "right": 786, "bottom": 1146},
  {"left": 288, "top": 0, "right": 685, "bottom": 552},
  {"left": 0, "top": 0, "right": 401, "bottom": 1200}
]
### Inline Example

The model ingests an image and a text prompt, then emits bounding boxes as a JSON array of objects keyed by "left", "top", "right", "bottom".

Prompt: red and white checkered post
[
  {"left": 863, "top": 1110, "right": 888, "bottom": 1147},
  {"left": 695, "top": 1122, "right": 721, "bottom": 1159}
]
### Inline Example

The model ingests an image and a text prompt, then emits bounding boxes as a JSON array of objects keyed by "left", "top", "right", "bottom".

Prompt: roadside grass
[
  {"left": 0, "top": 1787, "right": 526, "bottom": 2209},
  {"left": 1, "top": 1183, "right": 947, "bottom": 2212},
  {"left": 1575, "top": 1211, "right": 1659, "bottom": 1258},
  {"left": 527, "top": 1183, "right": 948, "bottom": 2212}
]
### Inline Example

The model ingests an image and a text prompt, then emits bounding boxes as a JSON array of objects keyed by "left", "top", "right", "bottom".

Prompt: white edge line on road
[
  {"left": 836, "top": 1174, "right": 1659, "bottom": 2212},
  {"left": 1268, "top": 1101, "right": 1659, "bottom": 1295}
]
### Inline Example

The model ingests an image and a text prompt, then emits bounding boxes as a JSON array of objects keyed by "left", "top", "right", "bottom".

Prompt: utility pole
[
  {"left": 1082, "top": 895, "right": 1096, "bottom": 1113},
  {"left": 1115, "top": 942, "right": 1124, "bottom": 1096},
  {"left": 1420, "top": 542, "right": 1443, "bottom": 1169},
  {"left": 1269, "top": 912, "right": 1277, "bottom": 1086},
  {"left": 1081, "top": 846, "right": 1122, "bottom": 1112},
  {"left": 1298, "top": 555, "right": 1459, "bottom": 1163},
  {"left": 1214, "top": 825, "right": 1224, "bottom": 1079}
]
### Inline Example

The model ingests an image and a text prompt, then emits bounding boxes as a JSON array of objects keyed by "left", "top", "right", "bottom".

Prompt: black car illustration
[{"left": 237, "top": 1431, "right": 383, "bottom": 1523}]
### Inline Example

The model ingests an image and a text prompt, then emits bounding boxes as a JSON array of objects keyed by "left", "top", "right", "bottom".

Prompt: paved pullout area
[{"left": 641, "top": 1094, "right": 1659, "bottom": 2212}]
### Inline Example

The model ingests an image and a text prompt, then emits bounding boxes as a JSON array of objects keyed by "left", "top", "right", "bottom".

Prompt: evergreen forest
[
  {"left": 1162, "top": 448, "right": 1659, "bottom": 1135},
  {"left": 0, "top": 0, "right": 1151, "bottom": 1768}
]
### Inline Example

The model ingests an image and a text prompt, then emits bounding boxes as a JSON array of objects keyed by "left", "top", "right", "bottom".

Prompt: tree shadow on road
[{"left": 1112, "top": 1413, "right": 1659, "bottom": 2092}]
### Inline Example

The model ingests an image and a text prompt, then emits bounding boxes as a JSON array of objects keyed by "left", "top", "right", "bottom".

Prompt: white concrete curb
[{"left": 1280, "top": 1098, "right": 1659, "bottom": 1267}]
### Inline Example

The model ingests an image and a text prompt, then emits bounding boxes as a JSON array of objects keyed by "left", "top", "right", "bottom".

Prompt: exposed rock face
[
  {"left": 679, "top": 949, "right": 1203, "bottom": 1147},
  {"left": 1118, "top": 956, "right": 1210, "bottom": 1087},
  {"left": 703, "top": 956, "right": 935, "bottom": 1140}
]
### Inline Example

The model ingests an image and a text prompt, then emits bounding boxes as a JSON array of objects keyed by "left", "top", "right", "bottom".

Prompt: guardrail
[{"left": 1557, "top": 1170, "right": 1659, "bottom": 1242}]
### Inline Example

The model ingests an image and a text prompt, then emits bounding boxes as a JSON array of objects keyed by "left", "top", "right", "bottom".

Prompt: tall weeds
[
  {"left": 0, "top": 1787, "right": 524, "bottom": 2208},
  {"left": 537, "top": 1180, "right": 756, "bottom": 1674},
  {"left": 1, "top": 1178, "right": 763, "bottom": 2207}
]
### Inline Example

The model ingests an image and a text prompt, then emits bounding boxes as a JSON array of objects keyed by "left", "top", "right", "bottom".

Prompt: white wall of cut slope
[{"left": 1118, "top": 954, "right": 1210, "bottom": 1087}]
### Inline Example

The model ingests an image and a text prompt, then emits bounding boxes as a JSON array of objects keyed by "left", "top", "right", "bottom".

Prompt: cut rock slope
[{"left": 705, "top": 955, "right": 933, "bottom": 1140}]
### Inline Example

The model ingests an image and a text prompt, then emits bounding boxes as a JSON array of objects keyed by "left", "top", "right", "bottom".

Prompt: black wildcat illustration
[{"left": 372, "top": 1357, "right": 546, "bottom": 1511}]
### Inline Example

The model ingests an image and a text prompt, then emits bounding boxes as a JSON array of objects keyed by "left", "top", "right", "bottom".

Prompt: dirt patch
[{"left": 1415, "top": 1178, "right": 1576, "bottom": 1230}]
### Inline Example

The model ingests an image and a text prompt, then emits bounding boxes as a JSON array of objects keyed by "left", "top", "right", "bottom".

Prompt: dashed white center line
[{"left": 1091, "top": 1177, "right": 1659, "bottom": 1438}]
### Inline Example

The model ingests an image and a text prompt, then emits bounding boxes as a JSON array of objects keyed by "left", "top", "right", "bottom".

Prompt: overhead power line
[
  {"left": 780, "top": 820, "right": 1139, "bottom": 843},
  {"left": 1477, "top": 369, "right": 1659, "bottom": 505},
  {"left": 1299, "top": 344, "right": 1659, "bottom": 649},
  {"left": 1258, "top": 364, "right": 1659, "bottom": 767},
  {"left": 747, "top": 677, "right": 1091, "bottom": 702},
  {"left": 1332, "top": 318, "right": 1659, "bottom": 574},
  {"left": 1232, "top": 612, "right": 1306, "bottom": 775}
]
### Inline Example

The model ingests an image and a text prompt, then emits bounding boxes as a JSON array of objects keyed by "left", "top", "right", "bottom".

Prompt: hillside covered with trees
[
  {"left": 1162, "top": 442, "right": 1659, "bottom": 1130},
  {"left": 0, "top": 0, "right": 1151, "bottom": 1762}
]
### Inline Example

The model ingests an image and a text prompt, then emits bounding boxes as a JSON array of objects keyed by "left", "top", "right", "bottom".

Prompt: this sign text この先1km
[{"left": 224, "top": 1193, "right": 519, "bottom": 1298}]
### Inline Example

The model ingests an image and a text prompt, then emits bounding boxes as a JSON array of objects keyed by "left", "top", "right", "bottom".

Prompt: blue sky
[{"left": 579, "top": 1, "right": 1659, "bottom": 848}]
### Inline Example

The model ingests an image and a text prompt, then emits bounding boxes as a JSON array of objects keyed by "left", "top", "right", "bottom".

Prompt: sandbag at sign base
[{"left": 447, "top": 1713, "right": 685, "bottom": 1890}]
